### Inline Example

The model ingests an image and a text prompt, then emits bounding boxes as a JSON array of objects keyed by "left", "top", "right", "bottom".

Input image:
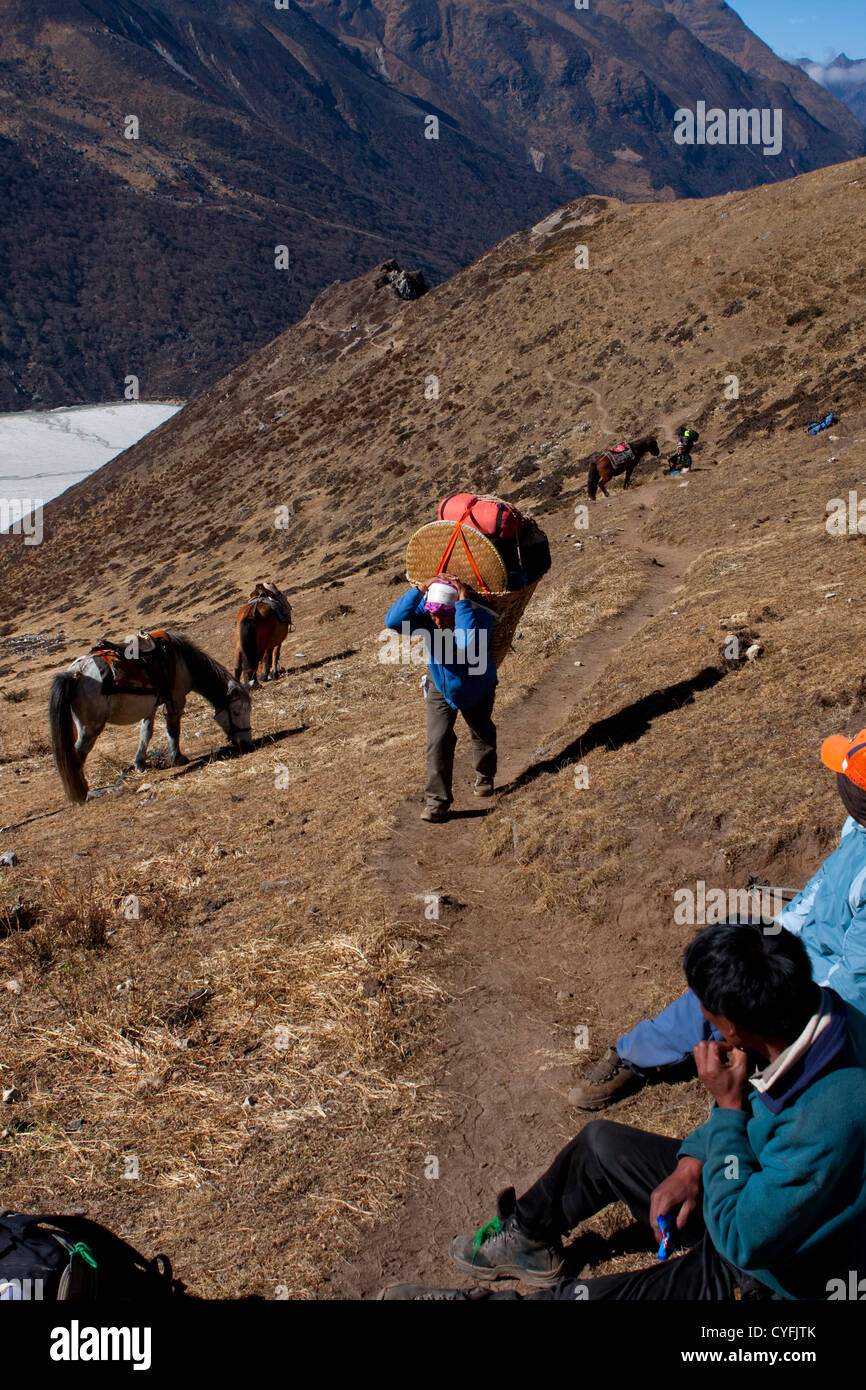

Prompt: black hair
[
  {"left": 836, "top": 771, "right": 866, "bottom": 829},
  {"left": 684, "top": 923, "right": 819, "bottom": 1040}
]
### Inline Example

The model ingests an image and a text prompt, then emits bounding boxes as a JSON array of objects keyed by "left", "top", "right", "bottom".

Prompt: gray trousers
[{"left": 425, "top": 682, "right": 497, "bottom": 808}]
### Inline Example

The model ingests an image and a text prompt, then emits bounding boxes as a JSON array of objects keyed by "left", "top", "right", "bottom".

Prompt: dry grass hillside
[{"left": 0, "top": 156, "right": 865, "bottom": 1296}]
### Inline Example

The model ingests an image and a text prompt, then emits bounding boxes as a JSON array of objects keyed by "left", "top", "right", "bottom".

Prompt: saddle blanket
[
  {"left": 87, "top": 631, "right": 173, "bottom": 700},
  {"left": 248, "top": 595, "right": 292, "bottom": 626},
  {"left": 604, "top": 443, "right": 635, "bottom": 468}
]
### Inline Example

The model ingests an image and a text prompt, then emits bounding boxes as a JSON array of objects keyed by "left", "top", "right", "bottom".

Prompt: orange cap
[{"left": 821, "top": 729, "right": 866, "bottom": 792}]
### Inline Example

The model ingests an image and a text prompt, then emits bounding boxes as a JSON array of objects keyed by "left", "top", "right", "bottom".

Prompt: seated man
[
  {"left": 381, "top": 923, "right": 866, "bottom": 1300},
  {"left": 667, "top": 424, "right": 699, "bottom": 475},
  {"left": 571, "top": 728, "right": 866, "bottom": 1109},
  {"left": 385, "top": 574, "right": 498, "bottom": 823}
]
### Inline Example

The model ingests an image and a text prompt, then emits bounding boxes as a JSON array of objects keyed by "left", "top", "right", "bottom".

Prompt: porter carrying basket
[{"left": 405, "top": 518, "right": 541, "bottom": 667}]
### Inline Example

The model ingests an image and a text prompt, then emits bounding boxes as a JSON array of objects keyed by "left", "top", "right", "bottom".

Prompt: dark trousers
[
  {"left": 425, "top": 682, "right": 497, "bottom": 808},
  {"left": 512, "top": 1120, "right": 758, "bottom": 1300}
]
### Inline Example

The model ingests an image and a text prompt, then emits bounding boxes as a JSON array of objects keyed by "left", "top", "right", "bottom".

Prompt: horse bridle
[{"left": 220, "top": 687, "right": 250, "bottom": 738}]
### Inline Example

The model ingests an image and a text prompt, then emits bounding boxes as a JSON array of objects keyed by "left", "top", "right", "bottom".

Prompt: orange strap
[{"left": 435, "top": 509, "right": 490, "bottom": 596}]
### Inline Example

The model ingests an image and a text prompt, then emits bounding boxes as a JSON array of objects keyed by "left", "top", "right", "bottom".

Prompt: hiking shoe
[
  {"left": 378, "top": 1283, "right": 479, "bottom": 1301},
  {"left": 473, "top": 776, "right": 495, "bottom": 797},
  {"left": 420, "top": 804, "right": 449, "bottom": 823},
  {"left": 567, "top": 1046, "right": 643, "bottom": 1111},
  {"left": 449, "top": 1187, "right": 564, "bottom": 1286}
]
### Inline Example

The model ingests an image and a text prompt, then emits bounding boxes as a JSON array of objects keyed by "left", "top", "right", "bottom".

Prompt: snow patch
[{"left": 0, "top": 402, "right": 183, "bottom": 505}]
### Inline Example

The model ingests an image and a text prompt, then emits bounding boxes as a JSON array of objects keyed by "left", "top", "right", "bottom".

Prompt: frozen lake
[{"left": 0, "top": 402, "right": 183, "bottom": 511}]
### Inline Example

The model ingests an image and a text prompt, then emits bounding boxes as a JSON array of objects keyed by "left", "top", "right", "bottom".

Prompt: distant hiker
[
  {"left": 380, "top": 922, "right": 866, "bottom": 1300},
  {"left": 667, "top": 425, "right": 699, "bottom": 474},
  {"left": 385, "top": 576, "right": 498, "bottom": 823},
  {"left": 571, "top": 728, "right": 866, "bottom": 1110}
]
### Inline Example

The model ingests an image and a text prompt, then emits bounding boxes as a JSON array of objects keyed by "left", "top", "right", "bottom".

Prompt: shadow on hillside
[
  {"left": 170, "top": 725, "right": 307, "bottom": 778},
  {"left": 501, "top": 666, "right": 727, "bottom": 795},
  {"left": 281, "top": 647, "right": 359, "bottom": 676}
]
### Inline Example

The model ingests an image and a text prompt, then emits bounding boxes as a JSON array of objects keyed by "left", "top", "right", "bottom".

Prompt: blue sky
[{"left": 730, "top": 1, "right": 866, "bottom": 61}]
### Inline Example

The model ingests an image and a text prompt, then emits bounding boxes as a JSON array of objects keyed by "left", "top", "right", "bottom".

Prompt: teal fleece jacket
[{"left": 678, "top": 1000, "right": 866, "bottom": 1299}]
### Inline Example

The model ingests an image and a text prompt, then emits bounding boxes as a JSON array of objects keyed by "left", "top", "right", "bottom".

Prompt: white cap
[{"left": 426, "top": 581, "right": 458, "bottom": 607}]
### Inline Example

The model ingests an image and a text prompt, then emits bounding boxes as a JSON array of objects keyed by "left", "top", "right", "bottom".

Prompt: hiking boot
[
  {"left": 567, "top": 1046, "right": 643, "bottom": 1111},
  {"left": 378, "top": 1283, "right": 480, "bottom": 1301},
  {"left": 449, "top": 1187, "right": 564, "bottom": 1286},
  {"left": 473, "top": 776, "right": 495, "bottom": 797},
  {"left": 420, "top": 804, "right": 449, "bottom": 823}
]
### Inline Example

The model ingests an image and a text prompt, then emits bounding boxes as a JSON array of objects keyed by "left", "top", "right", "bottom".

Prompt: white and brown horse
[{"left": 49, "top": 629, "right": 253, "bottom": 803}]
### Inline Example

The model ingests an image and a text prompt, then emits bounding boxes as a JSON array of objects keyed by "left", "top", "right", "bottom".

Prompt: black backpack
[
  {"left": 496, "top": 517, "right": 552, "bottom": 589},
  {"left": 0, "top": 1211, "right": 183, "bottom": 1300}
]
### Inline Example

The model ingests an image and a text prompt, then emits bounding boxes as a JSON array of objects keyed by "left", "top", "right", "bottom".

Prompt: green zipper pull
[{"left": 72, "top": 1241, "right": 98, "bottom": 1269}]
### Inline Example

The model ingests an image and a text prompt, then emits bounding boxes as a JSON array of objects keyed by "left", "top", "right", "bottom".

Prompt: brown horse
[
  {"left": 233, "top": 581, "right": 293, "bottom": 687},
  {"left": 587, "top": 435, "right": 660, "bottom": 500}
]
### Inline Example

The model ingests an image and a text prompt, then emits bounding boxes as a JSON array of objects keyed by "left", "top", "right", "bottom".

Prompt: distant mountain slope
[
  {"left": 0, "top": 0, "right": 568, "bottom": 410},
  {"left": 796, "top": 55, "right": 866, "bottom": 127},
  {"left": 659, "top": 1, "right": 865, "bottom": 133},
  {"left": 0, "top": 0, "right": 863, "bottom": 411},
  {"left": 296, "top": 0, "right": 865, "bottom": 194}
]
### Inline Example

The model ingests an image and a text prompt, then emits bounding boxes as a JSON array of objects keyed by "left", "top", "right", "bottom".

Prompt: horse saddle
[
  {"left": 247, "top": 594, "right": 292, "bottom": 626},
  {"left": 604, "top": 443, "right": 635, "bottom": 467},
  {"left": 89, "top": 631, "right": 175, "bottom": 705}
]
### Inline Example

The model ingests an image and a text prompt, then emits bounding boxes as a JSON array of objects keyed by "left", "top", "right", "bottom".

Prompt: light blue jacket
[{"left": 777, "top": 816, "right": 866, "bottom": 1011}]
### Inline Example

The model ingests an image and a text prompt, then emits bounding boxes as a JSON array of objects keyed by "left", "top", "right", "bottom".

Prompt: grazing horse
[
  {"left": 234, "top": 580, "right": 293, "bottom": 687},
  {"left": 587, "top": 435, "right": 660, "bottom": 500},
  {"left": 49, "top": 629, "right": 253, "bottom": 804}
]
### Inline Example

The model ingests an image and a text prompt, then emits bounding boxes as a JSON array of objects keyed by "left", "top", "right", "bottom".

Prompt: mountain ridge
[{"left": 1, "top": 0, "right": 863, "bottom": 410}]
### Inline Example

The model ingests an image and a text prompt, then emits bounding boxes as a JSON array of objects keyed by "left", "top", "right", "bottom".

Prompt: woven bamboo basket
[
  {"left": 406, "top": 520, "right": 539, "bottom": 667},
  {"left": 406, "top": 520, "right": 507, "bottom": 593},
  {"left": 485, "top": 580, "right": 541, "bottom": 666}
]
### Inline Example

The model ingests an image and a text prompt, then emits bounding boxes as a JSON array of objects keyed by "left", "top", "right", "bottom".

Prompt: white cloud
[{"left": 804, "top": 60, "right": 866, "bottom": 86}]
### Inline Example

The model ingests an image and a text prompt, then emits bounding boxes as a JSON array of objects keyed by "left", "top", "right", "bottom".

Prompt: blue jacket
[
  {"left": 385, "top": 588, "right": 497, "bottom": 710},
  {"left": 679, "top": 994, "right": 866, "bottom": 1300},
  {"left": 777, "top": 816, "right": 866, "bottom": 1012}
]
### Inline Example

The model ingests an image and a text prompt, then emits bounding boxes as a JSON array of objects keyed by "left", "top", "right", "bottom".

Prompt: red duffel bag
[{"left": 438, "top": 492, "right": 523, "bottom": 541}]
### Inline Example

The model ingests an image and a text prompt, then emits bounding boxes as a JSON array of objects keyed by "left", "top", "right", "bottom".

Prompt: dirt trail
[{"left": 329, "top": 479, "right": 704, "bottom": 1298}]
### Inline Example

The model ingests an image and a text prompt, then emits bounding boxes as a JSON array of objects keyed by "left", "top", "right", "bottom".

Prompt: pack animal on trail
[
  {"left": 587, "top": 435, "right": 660, "bottom": 500},
  {"left": 234, "top": 580, "right": 293, "bottom": 687},
  {"left": 49, "top": 629, "right": 253, "bottom": 804}
]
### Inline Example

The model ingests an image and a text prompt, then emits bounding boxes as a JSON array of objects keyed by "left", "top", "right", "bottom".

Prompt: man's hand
[
  {"left": 438, "top": 573, "right": 468, "bottom": 601},
  {"left": 649, "top": 1156, "right": 703, "bottom": 1241},
  {"left": 694, "top": 1040, "right": 750, "bottom": 1110}
]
